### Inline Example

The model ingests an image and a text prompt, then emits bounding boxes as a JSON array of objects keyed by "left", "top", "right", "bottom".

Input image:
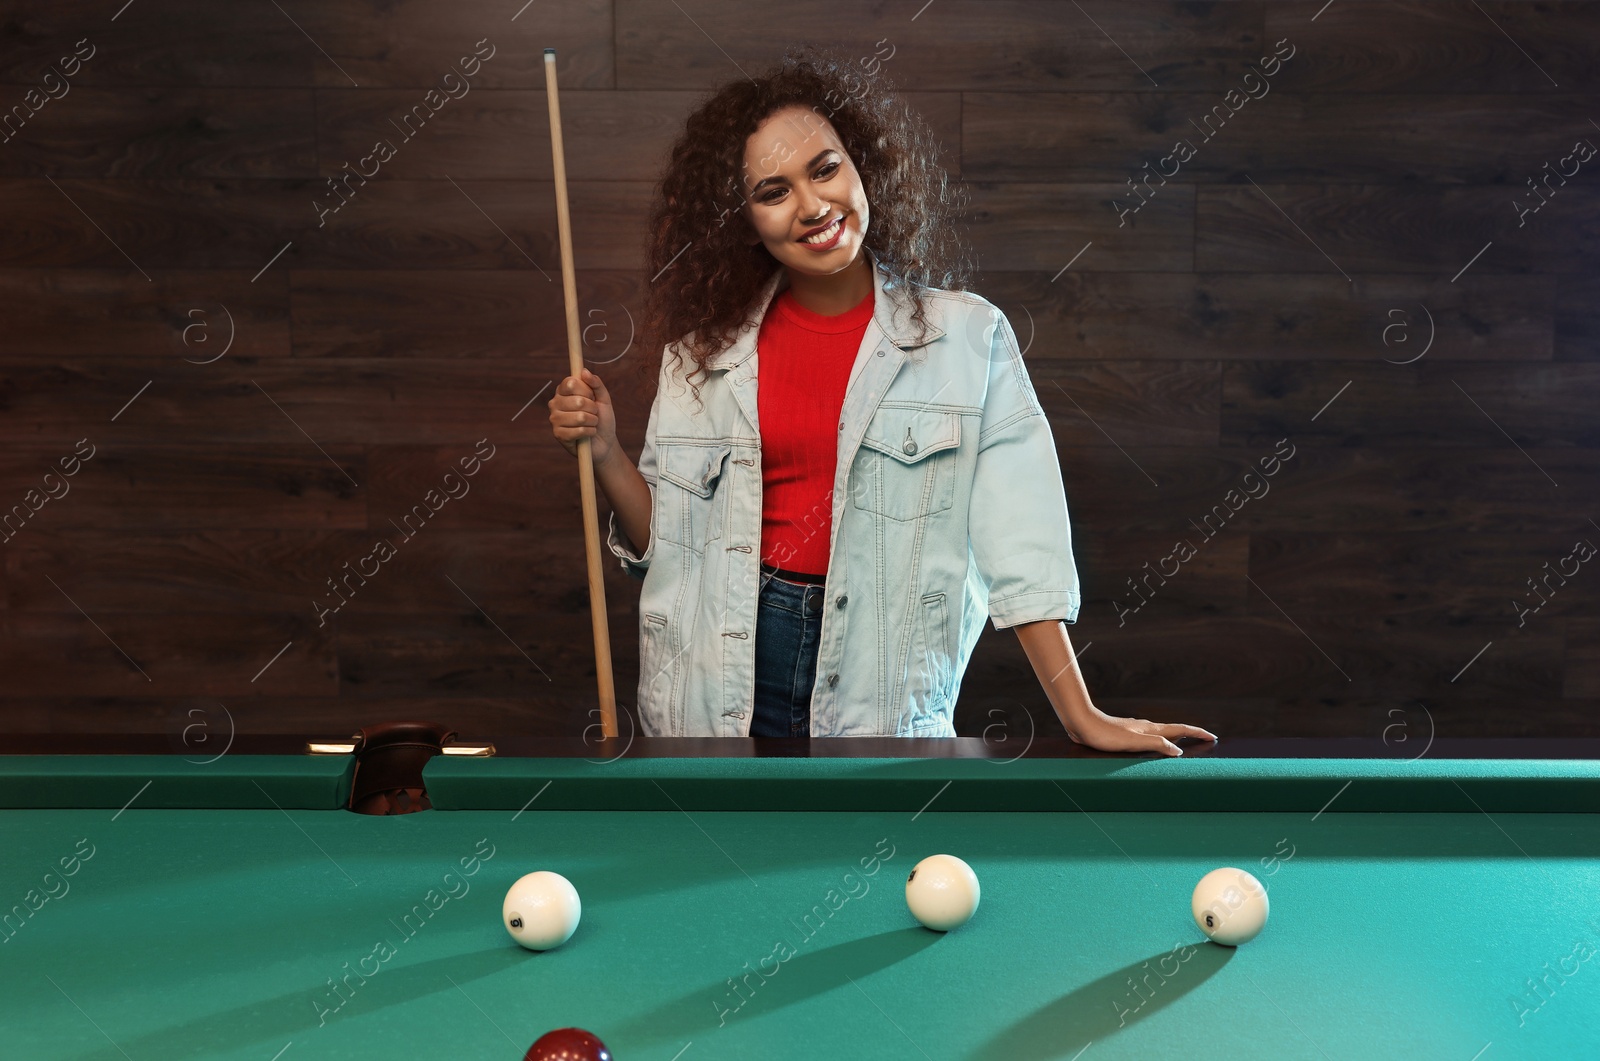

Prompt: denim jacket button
[
  {"left": 827, "top": 673, "right": 839, "bottom": 687},
  {"left": 903, "top": 439, "right": 918, "bottom": 455},
  {"left": 836, "top": 594, "right": 847, "bottom": 608}
]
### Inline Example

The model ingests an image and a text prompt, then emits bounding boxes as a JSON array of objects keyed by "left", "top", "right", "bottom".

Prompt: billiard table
[{"left": 3, "top": 733, "right": 1598, "bottom": 1060}]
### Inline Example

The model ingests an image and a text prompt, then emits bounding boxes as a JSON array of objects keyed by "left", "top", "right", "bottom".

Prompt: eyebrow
[{"left": 749, "top": 150, "right": 837, "bottom": 194}]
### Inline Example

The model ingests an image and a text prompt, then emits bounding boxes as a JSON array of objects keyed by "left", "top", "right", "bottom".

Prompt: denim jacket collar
[{"left": 700, "top": 247, "right": 945, "bottom": 375}]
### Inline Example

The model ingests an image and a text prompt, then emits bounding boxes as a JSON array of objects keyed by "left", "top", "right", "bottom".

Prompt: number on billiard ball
[
  {"left": 1191, "top": 867, "right": 1269, "bottom": 946},
  {"left": 503, "top": 871, "right": 582, "bottom": 951}
]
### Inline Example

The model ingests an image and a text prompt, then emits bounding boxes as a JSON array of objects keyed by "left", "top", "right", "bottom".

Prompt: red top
[{"left": 756, "top": 285, "right": 875, "bottom": 576}]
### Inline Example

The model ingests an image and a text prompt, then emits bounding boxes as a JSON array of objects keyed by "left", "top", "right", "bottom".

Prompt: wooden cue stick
[{"left": 543, "top": 47, "right": 617, "bottom": 739}]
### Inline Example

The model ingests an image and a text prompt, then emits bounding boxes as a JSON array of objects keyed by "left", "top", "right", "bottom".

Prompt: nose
[{"left": 800, "top": 197, "right": 831, "bottom": 224}]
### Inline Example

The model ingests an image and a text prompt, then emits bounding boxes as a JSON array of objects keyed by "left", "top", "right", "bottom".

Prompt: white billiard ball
[
  {"left": 905, "top": 854, "right": 980, "bottom": 932},
  {"left": 503, "top": 871, "right": 582, "bottom": 951},
  {"left": 1191, "top": 867, "right": 1269, "bottom": 946}
]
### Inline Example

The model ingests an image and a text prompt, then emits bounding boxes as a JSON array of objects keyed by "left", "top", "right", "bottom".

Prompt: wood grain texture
[
  {"left": 1, "top": 0, "right": 1596, "bottom": 741},
  {"left": 615, "top": 0, "right": 1266, "bottom": 91},
  {"left": 1265, "top": 2, "right": 1600, "bottom": 94}
]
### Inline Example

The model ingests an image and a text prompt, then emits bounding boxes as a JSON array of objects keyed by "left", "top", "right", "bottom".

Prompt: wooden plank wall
[{"left": 1, "top": 1, "right": 1596, "bottom": 742}]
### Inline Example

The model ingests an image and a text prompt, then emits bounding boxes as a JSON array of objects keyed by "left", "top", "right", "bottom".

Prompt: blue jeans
[{"left": 751, "top": 564, "right": 824, "bottom": 737}]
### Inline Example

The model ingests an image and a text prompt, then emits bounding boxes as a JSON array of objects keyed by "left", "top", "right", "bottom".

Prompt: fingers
[
  {"left": 1153, "top": 722, "right": 1219, "bottom": 742},
  {"left": 549, "top": 376, "right": 601, "bottom": 427},
  {"left": 1141, "top": 722, "right": 1219, "bottom": 756},
  {"left": 556, "top": 370, "right": 607, "bottom": 399},
  {"left": 1149, "top": 735, "right": 1183, "bottom": 757},
  {"left": 1122, "top": 720, "right": 1194, "bottom": 757},
  {"left": 557, "top": 374, "right": 595, "bottom": 399}
]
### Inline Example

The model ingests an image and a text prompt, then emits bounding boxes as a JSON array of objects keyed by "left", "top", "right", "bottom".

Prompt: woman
[{"left": 550, "top": 48, "right": 1215, "bottom": 754}]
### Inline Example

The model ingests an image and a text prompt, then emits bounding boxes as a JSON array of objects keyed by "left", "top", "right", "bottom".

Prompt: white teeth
[{"left": 800, "top": 217, "right": 843, "bottom": 244}]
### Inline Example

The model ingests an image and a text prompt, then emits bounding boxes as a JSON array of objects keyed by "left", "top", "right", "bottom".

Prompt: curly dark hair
[{"left": 631, "top": 45, "right": 975, "bottom": 406}]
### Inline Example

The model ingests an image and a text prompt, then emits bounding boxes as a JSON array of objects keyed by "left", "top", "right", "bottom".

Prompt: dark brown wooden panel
[
  {"left": 970, "top": 604, "right": 1581, "bottom": 730},
  {"left": 4, "top": 530, "right": 353, "bottom": 615},
  {"left": 0, "top": 612, "right": 336, "bottom": 696},
  {"left": 1070, "top": 613, "right": 1564, "bottom": 700},
  {"left": 1221, "top": 361, "right": 1600, "bottom": 448},
  {"left": 616, "top": 0, "right": 1266, "bottom": 91},
  {"left": 335, "top": 610, "right": 620, "bottom": 697},
  {"left": 0, "top": 357, "right": 565, "bottom": 445},
  {"left": 0, "top": 695, "right": 603, "bottom": 737},
  {"left": 1085, "top": 695, "right": 1600, "bottom": 738},
  {"left": 1197, "top": 183, "right": 1600, "bottom": 275},
  {"left": 292, "top": 0, "right": 613, "bottom": 89},
  {"left": 289, "top": 268, "right": 635, "bottom": 359},
  {"left": 318, "top": 88, "right": 595, "bottom": 183},
  {"left": 1246, "top": 532, "right": 1600, "bottom": 621},
  {"left": 365, "top": 445, "right": 592, "bottom": 533},
  {"left": 1568, "top": 619, "right": 1600, "bottom": 698},
  {"left": 0, "top": 1, "right": 312, "bottom": 87},
  {"left": 315, "top": 88, "right": 958, "bottom": 182},
  {"left": 0, "top": 446, "right": 364, "bottom": 531},
  {"left": 1, "top": 177, "right": 312, "bottom": 271},
  {"left": 965, "top": 91, "right": 1600, "bottom": 184},
  {"left": 1267, "top": 2, "right": 1600, "bottom": 94},
  {"left": 0, "top": 0, "right": 611, "bottom": 89},
  {"left": 964, "top": 182, "right": 1193, "bottom": 271},
  {"left": 0, "top": 88, "right": 316, "bottom": 178},
  {"left": 1554, "top": 273, "right": 1600, "bottom": 361},
  {"left": 1030, "top": 359, "right": 1220, "bottom": 447},
  {"left": 1055, "top": 447, "right": 1599, "bottom": 535},
  {"left": 976, "top": 270, "right": 1551, "bottom": 362},
  {"left": 3, "top": 529, "right": 642, "bottom": 617},
  {"left": 1075, "top": 531, "right": 1252, "bottom": 615},
  {"left": 0, "top": 270, "right": 289, "bottom": 358},
  {"left": 0, "top": 178, "right": 654, "bottom": 271}
]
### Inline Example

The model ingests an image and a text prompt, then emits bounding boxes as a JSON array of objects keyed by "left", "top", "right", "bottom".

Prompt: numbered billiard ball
[
  {"left": 523, "top": 1027, "right": 611, "bottom": 1061},
  {"left": 905, "top": 853, "right": 980, "bottom": 932},
  {"left": 1191, "top": 867, "right": 1269, "bottom": 946},
  {"left": 503, "top": 871, "right": 582, "bottom": 951}
]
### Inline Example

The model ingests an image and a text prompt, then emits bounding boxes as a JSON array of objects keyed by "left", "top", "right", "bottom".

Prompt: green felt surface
[
  {"left": 424, "top": 754, "right": 1600, "bottom": 812},
  {"left": 0, "top": 754, "right": 354, "bottom": 809},
  {"left": 5, "top": 798, "right": 1598, "bottom": 1059}
]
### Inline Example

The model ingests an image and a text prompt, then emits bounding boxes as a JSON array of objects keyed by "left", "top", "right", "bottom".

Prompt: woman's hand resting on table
[{"left": 1064, "top": 707, "right": 1217, "bottom": 757}]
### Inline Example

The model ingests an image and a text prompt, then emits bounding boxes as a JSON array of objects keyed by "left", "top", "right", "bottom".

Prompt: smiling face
[{"left": 738, "top": 103, "right": 870, "bottom": 278}]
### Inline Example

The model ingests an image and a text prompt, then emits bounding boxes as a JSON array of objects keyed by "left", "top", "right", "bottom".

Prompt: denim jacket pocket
[
  {"left": 655, "top": 441, "right": 733, "bottom": 550},
  {"left": 638, "top": 612, "right": 673, "bottom": 733},
  {"left": 851, "top": 404, "right": 961, "bottom": 521},
  {"left": 912, "top": 591, "right": 954, "bottom": 724}
]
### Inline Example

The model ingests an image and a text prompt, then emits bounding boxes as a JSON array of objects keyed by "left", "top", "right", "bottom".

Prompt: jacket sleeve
[
  {"left": 967, "top": 303, "right": 1083, "bottom": 628},
  {"left": 605, "top": 371, "right": 662, "bottom": 582}
]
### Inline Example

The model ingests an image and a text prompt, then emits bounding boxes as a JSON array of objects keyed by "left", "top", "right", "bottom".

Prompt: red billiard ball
[{"left": 523, "top": 1028, "right": 611, "bottom": 1061}]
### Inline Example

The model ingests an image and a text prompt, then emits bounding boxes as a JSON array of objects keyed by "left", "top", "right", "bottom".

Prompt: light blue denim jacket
[{"left": 607, "top": 249, "right": 1081, "bottom": 737}]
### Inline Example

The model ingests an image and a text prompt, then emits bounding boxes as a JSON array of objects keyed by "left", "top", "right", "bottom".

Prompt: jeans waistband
[
  {"left": 759, "top": 562, "right": 827, "bottom": 586},
  {"left": 760, "top": 574, "right": 826, "bottom": 618}
]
